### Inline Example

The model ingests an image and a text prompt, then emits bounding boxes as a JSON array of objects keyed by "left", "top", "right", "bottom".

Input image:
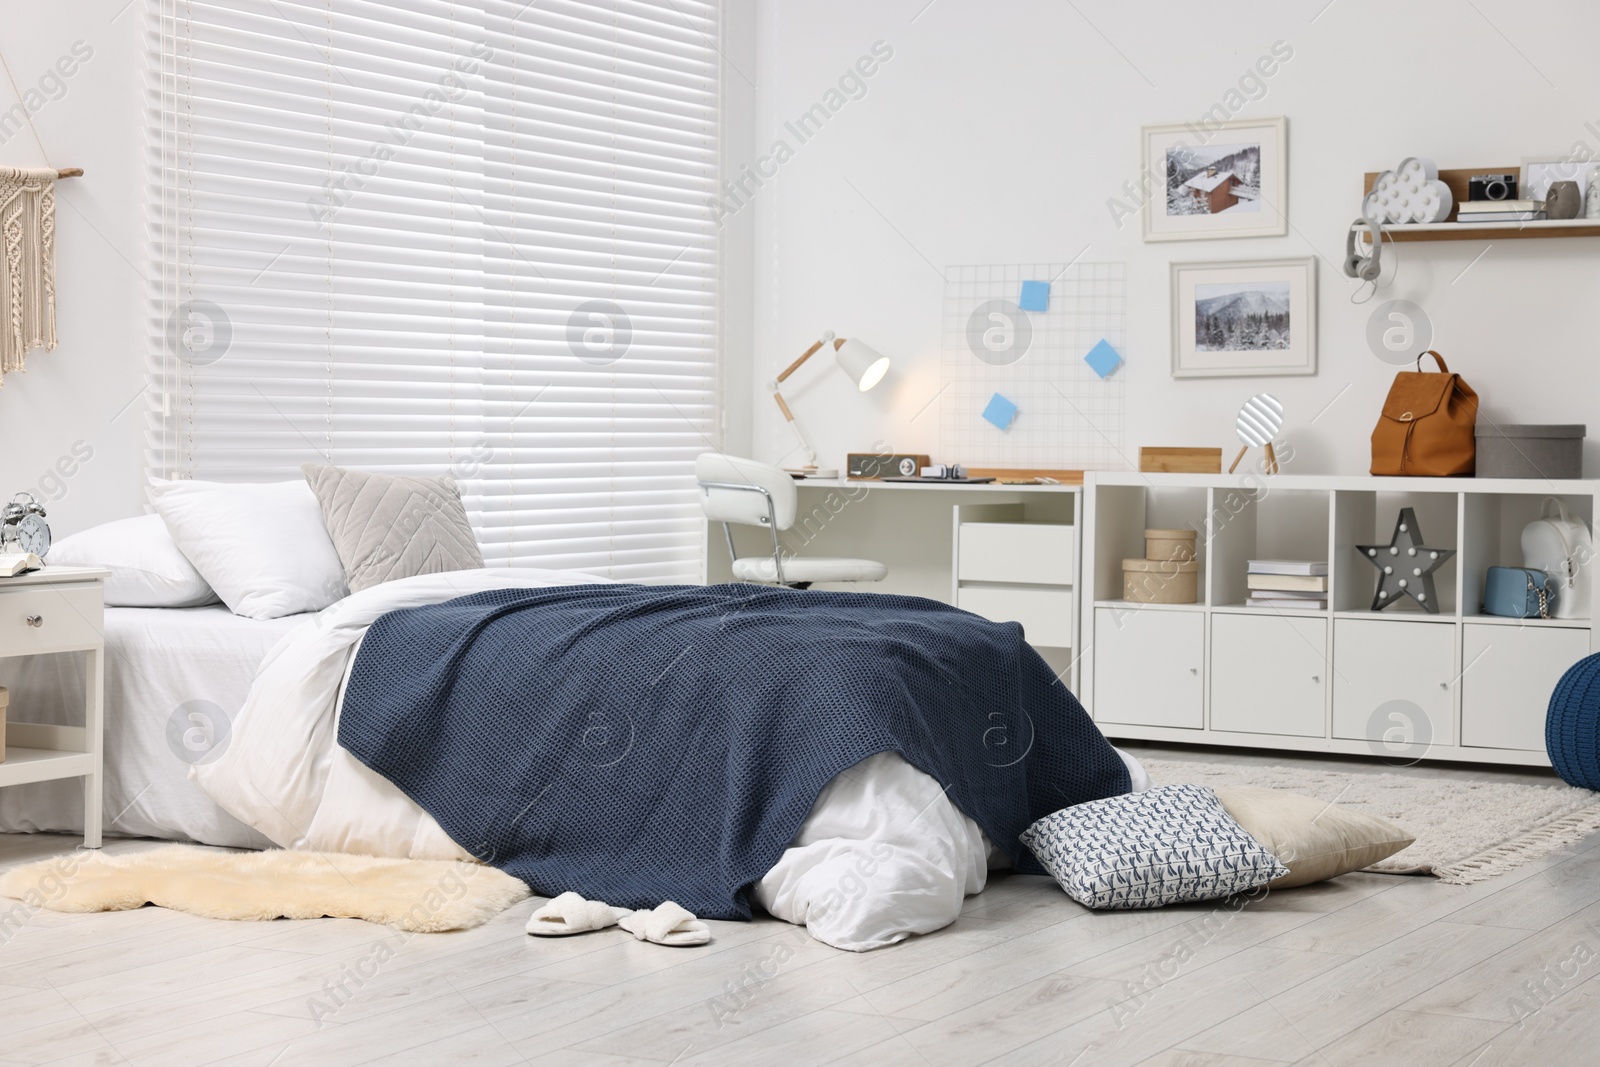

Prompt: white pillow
[
  {"left": 47, "top": 514, "right": 220, "bottom": 608},
  {"left": 150, "top": 479, "right": 349, "bottom": 620}
]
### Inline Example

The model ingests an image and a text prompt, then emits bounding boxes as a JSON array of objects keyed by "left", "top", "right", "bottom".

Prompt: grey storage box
[{"left": 1475, "top": 424, "right": 1585, "bottom": 479}]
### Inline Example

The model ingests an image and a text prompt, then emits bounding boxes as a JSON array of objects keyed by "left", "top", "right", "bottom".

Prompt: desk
[{"left": 702, "top": 478, "right": 1083, "bottom": 688}]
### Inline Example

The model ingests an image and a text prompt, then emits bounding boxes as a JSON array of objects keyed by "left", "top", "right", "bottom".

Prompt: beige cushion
[
  {"left": 1215, "top": 785, "right": 1414, "bottom": 889},
  {"left": 302, "top": 464, "right": 484, "bottom": 593}
]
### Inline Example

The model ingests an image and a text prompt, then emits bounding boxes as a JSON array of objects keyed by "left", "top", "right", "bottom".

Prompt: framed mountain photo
[
  {"left": 1171, "top": 258, "right": 1316, "bottom": 378},
  {"left": 1142, "top": 118, "right": 1287, "bottom": 241}
]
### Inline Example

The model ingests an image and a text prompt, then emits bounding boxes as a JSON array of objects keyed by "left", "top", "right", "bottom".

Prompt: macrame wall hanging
[{"left": 0, "top": 50, "right": 81, "bottom": 388}]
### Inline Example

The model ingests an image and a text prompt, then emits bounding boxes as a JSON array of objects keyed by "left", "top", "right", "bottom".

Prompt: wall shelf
[
  {"left": 1363, "top": 219, "right": 1600, "bottom": 243},
  {"left": 1360, "top": 166, "right": 1600, "bottom": 242}
]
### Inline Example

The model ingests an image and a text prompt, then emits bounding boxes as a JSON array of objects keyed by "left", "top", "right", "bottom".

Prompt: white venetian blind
[{"left": 148, "top": 0, "right": 720, "bottom": 581}]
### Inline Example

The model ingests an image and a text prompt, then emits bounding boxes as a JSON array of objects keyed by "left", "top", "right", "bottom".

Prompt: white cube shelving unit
[{"left": 1081, "top": 472, "right": 1598, "bottom": 767}]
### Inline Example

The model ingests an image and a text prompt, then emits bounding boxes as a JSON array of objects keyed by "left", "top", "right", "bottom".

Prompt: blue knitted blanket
[{"left": 338, "top": 584, "right": 1130, "bottom": 919}]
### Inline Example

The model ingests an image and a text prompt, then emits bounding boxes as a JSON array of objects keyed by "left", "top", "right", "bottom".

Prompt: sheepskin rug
[{"left": 0, "top": 845, "right": 529, "bottom": 931}]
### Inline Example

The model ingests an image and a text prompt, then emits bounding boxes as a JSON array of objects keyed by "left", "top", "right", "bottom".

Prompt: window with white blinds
[{"left": 148, "top": 0, "right": 720, "bottom": 581}]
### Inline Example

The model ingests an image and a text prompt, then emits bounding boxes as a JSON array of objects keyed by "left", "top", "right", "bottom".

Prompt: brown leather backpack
[{"left": 1370, "top": 350, "right": 1479, "bottom": 476}]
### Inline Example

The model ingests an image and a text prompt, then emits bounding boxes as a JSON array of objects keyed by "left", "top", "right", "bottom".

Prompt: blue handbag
[{"left": 1483, "top": 566, "right": 1553, "bottom": 619}]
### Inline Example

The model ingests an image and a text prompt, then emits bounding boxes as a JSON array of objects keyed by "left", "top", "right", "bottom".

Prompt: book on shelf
[
  {"left": 1246, "top": 559, "right": 1328, "bottom": 576},
  {"left": 1245, "top": 587, "right": 1329, "bottom": 600},
  {"left": 1247, "top": 596, "right": 1326, "bottom": 609},
  {"left": 1454, "top": 210, "right": 1546, "bottom": 223},
  {"left": 1247, "top": 573, "right": 1329, "bottom": 593},
  {"left": 1456, "top": 199, "right": 1543, "bottom": 214}
]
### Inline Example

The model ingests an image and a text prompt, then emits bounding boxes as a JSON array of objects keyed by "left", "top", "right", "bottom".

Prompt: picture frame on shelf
[
  {"left": 1171, "top": 257, "right": 1316, "bottom": 378},
  {"left": 1520, "top": 156, "right": 1600, "bottom": 203},
  {"left": 1141, "top": 117, "right": 1288, "bottom": 242}
]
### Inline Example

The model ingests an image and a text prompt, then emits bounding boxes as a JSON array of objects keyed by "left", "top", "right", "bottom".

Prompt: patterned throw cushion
[
  {"left": 1020, "top": 784, "right": 1288, "bottom": 909},
  {"left": 301, "top": 464, "right": 484, "bottom": 593}
]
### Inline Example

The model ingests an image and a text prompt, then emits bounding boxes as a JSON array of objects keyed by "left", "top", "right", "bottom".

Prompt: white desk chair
[{"left": 695, "top": 453, "right": 888, "bottom": 588}]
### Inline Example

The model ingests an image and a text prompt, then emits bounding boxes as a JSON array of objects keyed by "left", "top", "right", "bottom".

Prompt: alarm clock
[{"left": 1, "top": 492, "right": 51, "bottom": 558}]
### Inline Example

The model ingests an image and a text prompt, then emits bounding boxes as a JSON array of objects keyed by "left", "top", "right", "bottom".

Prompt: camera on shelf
[{"left": 1468, "top": 173, "right": 1518, "bottom": 201}]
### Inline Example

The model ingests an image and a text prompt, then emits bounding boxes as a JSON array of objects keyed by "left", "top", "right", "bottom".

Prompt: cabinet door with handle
[
  {"left": 1332, "top": 618, "right": 1456, "bottom": 750},
  {"left": 1093, "top": 607, "right": 1204, "bottom": 729},
  {"left": 1211, "top": 613, "right": 1326, "bottom": 737},
  {"left": 1462, "top": 624, "right": 1589, "bottom": 752}
]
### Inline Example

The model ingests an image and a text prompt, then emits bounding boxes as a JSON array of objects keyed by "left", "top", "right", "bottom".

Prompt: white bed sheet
[{"left": 0, "top": 605, "right": 301, "bottom": 847}]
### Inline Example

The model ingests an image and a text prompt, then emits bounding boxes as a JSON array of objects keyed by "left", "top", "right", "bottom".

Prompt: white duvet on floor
[
  {"left": 756, "top": 748, "right": 1150, "bottom": 951},
  {"left": 754, "top": 750, "right": 989, "bottom": 951},
  {"left": 194, "top": 569, "right": 1149, "bottom": 951}
]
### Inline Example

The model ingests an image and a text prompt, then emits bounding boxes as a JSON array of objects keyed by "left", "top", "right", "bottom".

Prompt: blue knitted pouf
[{"left": 1548, "top": 653, "right": 1600, "bottom": 791}]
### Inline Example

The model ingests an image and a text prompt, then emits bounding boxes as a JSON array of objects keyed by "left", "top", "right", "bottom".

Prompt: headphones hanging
[
  {"left": 1344, "top": 216, "right": 1383, "bottom": 282},
  {"left": 1344, "top": 216, "right": 1397, "bottom": 304}
]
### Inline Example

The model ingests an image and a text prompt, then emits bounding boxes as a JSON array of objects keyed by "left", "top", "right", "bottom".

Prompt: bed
[{"left": 1, "top": 564, "right": 1150, "bottom": 951}]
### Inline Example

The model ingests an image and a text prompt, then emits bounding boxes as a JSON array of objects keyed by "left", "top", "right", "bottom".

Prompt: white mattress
[{"left": 0, "top": 605, "right": 302, "bottom": 847}]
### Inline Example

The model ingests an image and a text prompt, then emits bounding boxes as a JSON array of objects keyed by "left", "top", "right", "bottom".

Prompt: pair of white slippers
[{"left": 525, "top": 891, "right": 711, "bottom": 947}]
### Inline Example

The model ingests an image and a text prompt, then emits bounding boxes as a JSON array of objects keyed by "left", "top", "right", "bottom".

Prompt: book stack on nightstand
[{"left": 1246, "top": 559, "right": 1328, "bottom": 609}]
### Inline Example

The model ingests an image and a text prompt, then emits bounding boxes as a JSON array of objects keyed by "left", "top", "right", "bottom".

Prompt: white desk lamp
[{"left": 770, "top": 331, "right": 891, "bottom": 478}]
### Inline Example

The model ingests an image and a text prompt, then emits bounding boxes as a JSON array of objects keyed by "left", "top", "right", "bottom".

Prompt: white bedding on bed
[
  {"left": 0, "top": 605, "right": 301, "bottom": 846},
  {"left": 193, "top": 569, "right": 1149, "bottom": 950}
]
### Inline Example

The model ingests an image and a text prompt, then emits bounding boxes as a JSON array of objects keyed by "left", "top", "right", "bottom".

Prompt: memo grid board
[{"left": 939, "top": 262, "right": 1128, "bottom": 470}]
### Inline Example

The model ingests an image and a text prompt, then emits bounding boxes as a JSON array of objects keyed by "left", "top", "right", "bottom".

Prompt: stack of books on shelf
[
  {"left": 1246, "top": 559, "right": 1328, "bottom": 609},
  {"left": 1455, "top": 200, "right": 1545, "bottom": 223}
]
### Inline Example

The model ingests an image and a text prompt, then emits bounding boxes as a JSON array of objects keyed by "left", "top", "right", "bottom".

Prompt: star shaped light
[{"left": 1356, "top": 507, "right": 1454, "bottom": 614}]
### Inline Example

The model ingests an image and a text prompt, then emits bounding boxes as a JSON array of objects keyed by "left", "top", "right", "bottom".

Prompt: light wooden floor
[{"left": 3, "top": 746, "right": 1599, "bottom": 1067}]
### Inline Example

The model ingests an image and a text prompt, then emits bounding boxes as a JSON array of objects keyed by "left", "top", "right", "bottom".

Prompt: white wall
[
  {"left": 743, "top": 0, "right": 1600, "bottom": 478},
  {"left": 1, "top": 2, "right": 146, "bottom": 537},
  {"left": 7, "top": 0, "right": 1598, "bottom": 547}
]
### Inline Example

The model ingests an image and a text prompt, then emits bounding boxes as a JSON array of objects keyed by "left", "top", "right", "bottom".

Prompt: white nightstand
[{"left": 0, "top": 566, "right": 108, "bottom": 847}]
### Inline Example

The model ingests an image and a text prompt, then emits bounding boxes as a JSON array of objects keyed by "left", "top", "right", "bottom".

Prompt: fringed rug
[
  {"left": 0, "top": 845, "right": 529, "bottom": 931},
  {"left": 1143, "top": 758, "right": 1600, "bottom": 885}
]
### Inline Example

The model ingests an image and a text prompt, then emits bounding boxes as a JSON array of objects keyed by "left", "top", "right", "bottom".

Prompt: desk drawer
[
  {"left": 0, "top": 584, "right": 104, "bottom": 655},
  {"left": 957, "top": 585, "right": 1074, "bottom": 648},
  {"left": 957, "top": 523, "right": 1074, "bottom": 586}
]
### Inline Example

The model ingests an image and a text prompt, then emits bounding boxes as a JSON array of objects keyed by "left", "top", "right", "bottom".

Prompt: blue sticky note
[
  {"left": 1018, "top": 280, "right": 1050, "bottom": 312},
  {"left": 1084, "top": 338, "right": 1123, "bottom": 379},
  {"left": 982, "top": 392, "right": 1019, "bottom": 431}
]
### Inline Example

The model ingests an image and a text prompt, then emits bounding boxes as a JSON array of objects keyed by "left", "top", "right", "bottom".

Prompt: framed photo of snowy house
[
  {"left": 1141, "top": 118, "right": 1287, "bottom": 241},
  {"left": 1170, "top": 257, "right": 1316, "bottom": 378}
]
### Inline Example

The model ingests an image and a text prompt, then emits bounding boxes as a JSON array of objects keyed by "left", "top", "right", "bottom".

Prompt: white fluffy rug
[
  {"left": 1143, "top": 758, "right": 1600, "bottom": 884},
  {"left": 0, "top": 845, "right": 529, "bottom": 931}
]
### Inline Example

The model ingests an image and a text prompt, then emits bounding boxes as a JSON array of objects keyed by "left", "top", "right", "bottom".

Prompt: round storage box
[
  {"left": 1547, "top": 653, "right": 1600, "bottom": 790},
  {"left": 1145, "top": 528, "right": 1198, "bottom": 562},
  {"left": 1123, "top": 558, "right": 1199, "bottom": 604}
]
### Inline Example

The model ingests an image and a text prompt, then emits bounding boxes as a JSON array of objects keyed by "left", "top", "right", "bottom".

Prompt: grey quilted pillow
[
  {"left": 1020, "top": 784, "right": 1287, "bottom": 910},
  {"left": 301, "top": 464, "right": 484, "bottom": 593}
]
